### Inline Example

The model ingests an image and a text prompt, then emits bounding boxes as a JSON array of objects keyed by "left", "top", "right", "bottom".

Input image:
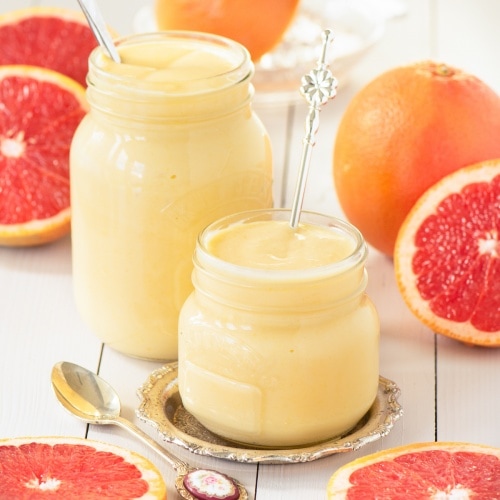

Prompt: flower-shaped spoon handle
[{"left": 289, "top": 29, "right": 338, "bottom": 228}]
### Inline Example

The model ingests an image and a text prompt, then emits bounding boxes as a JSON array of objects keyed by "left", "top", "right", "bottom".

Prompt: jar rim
[
  {"left": 87, "top": 30, "right": 253, "bottom": 95},
  {"left": 195, "top": 209, "right": 368, "bottom": 282}
]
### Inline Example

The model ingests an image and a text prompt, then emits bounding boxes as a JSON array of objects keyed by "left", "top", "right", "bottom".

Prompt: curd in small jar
[
  {"left": 70, "top": 32, "right": 273, "bottom": 360},
  {"left": 178, "top": 209, "right": 380, "bottom": 448}
]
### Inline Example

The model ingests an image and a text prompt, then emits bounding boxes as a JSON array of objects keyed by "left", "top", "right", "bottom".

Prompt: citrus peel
[{"left": 333, "top": 61, "right": 500, "bottom": 256}]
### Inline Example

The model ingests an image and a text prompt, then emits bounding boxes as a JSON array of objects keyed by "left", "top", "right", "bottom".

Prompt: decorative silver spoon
[
  {"left": 76, "top": 0, "right": 121, "bottom": 63},
  {"left": 51, "top": 361, "right": 246, "bottom": 500},
  {"left": 289, "top": 29, "right": 338, "bottom": 228}
]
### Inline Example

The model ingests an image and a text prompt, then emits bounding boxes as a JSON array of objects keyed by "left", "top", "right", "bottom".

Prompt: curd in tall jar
[
  {"left": 178, "top": 209, "right": 380, "bottom": 448},
  {"left": 70, "top": 32, "right": 273, "bottom": 360}
]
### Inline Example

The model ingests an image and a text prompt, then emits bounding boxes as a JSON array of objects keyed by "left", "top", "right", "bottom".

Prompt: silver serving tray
[{"left": 136, "top": 362, "right": 403, "bottom": 464}]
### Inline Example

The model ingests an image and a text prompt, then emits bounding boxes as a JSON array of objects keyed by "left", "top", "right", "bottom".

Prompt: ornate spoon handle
[
  {"left": 289, "top": 29, "right": 338, "bottom": 228},
  {"left": 115, "top": 416, "right": 247, "bottom": 500}
]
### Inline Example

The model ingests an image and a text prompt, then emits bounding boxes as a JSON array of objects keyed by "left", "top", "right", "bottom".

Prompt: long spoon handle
[
  {"left": 76, "top": 0, "right": 120, "bottom": 62},
  {"left": 114, "top": 416, "right": 192, "bottom": 474},
  {"left": 289, "top": 29, "right": 337, "bottom": 228},
  {"left": 115, "top": 417, "right": 248, "bottom": 500}
]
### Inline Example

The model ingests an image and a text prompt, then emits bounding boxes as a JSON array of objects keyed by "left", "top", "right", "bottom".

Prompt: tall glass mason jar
[
  {"left": 70, "top": 32, "right": 273, "bottom": 360},
  {"left": 178, "top": 209, "right": 380, "bottom": 448}
]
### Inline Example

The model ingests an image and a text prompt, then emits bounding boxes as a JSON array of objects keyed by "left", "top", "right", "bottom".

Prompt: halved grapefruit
[
  {"left": 0, "top": 65, "right": 88, "bottom": 247},
  {"left": 394, "top": 159, "right": 500, "bottom": 346},
  {"left": 327, "top": 441, "right": 500, "bottom": 498},
  {"left": 0, "top": 436, "right": 166, "bottom": 498},
  {"left": 0, "top": 6, "right": 99, "bottom": 87}
]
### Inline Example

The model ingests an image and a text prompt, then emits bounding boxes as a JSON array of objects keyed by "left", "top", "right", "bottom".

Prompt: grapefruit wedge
[
  {"left": 327, "top": 441, "right": 500, "bottom": 499},
  {"left": 0, "top": 436, "right": 166, "bottom": 498},
  {"left": 0, "top": 65, "right": 88, "bottom": 247},
  {"left": 0, "top": 6, "right": 99, "bottom": 87},
  {"left": 394, "top": 159, "right": 500, "bottom": 346}
]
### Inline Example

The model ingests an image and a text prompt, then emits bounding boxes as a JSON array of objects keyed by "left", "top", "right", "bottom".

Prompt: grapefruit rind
[
  {"left": 0, "top": 6, "right": 118, "bottom": 39},
  {"left": 327, "top": 441, "right": 500, "bottom": 498},
  {"left": 0, "top": 208, "right": 71, "bottom": 246},
  {"left": 0, "top": 436, "right": 166, "bottom": 499},
  {"left": 0, "top": 63, "right": 88, "bottom": 102},
  {"left": 0, "top": 65, "right": 88, "bottom": 247},
  {"left": 394, "top": 159, "right": 500, "bottom": 346}
]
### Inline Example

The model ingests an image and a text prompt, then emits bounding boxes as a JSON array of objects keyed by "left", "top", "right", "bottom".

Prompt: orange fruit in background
[
  {"left": 0, "top": 7, "right": 99, "bottom": 87},
  {"left": 327, "top": 441, "right": 500, "bottom": 498},
  {"left": 394, "top": 159, "right": 500, "bottom": 347},
  {"left": 0, "top": 436, "right": 166, "bottom": 498},
  {"left": 0, "top": 65, "right": 88, "bottom": 247},
  {"left": 333, "top": 61, "right": 500, "bottom": 256},
  {"left": 154, "top": 0, "right": 300, "bottom": 61}
]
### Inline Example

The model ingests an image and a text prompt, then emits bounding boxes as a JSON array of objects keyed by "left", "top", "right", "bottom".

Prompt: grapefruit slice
[
  {"left": 0, "top": 65, "right": 88, "bottom": 247},
  {"left": 394, "top": 159, "right": 500, "bottom": 346},
  {"left": 0, "top": 6, "right": 99, "bottom": 87},
  {"left": 0, "top": 436, "right": 166, "bottom": 499},
  {"left": 327, "top": 441, "right": 500, "bottom": 498}
]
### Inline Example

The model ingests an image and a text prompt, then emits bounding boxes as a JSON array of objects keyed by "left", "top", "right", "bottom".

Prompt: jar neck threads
[
  {"left": 192, "top": 209, "right": 369, "bottom": 312},
  {"left": 86, "top": 31, "right": 254, "bottom": 121}
]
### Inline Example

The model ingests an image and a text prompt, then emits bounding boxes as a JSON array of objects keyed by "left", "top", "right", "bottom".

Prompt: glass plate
[
  {"left": 133, "top": 1, "right": 385, "bottom": 105},
  {"left": 136, "top": 362, "right": 403, "bottom": 464}
]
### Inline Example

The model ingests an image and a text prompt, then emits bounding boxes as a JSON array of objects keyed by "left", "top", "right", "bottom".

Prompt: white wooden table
[{"left": 1, "top": 1, "right": 499, "bottom": 498}]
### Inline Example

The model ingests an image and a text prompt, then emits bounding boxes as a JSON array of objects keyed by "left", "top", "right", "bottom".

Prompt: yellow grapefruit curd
[
  {"left": 70, "top": 33, "right": 273, "bottom": 360},
  {"left": 178, "top": 209, "right": 380, "bottom": 447}
]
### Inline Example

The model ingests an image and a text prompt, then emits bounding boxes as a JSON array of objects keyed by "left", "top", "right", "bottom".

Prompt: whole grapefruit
[
  {"left": 154, "top": 0, "right": 300, "bottom": 61},
  {"left": 333, "top": 61, "right": 500, "bottom": 256}
]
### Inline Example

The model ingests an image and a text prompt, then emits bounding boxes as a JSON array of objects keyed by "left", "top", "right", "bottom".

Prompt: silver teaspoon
[
  {"left": 76, "top": 0, "right": 121, "bottom": 62},
  {"left": 51, "top": 361, "right": 246, "bottom": 500}
]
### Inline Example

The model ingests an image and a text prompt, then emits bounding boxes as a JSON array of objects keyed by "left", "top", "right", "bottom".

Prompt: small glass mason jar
[
  {"left": 70, "top": 32, "right": 273, "bottom": 360},
  {"left": 178, "top": 209, "right": 380, "bottom": 448}
]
